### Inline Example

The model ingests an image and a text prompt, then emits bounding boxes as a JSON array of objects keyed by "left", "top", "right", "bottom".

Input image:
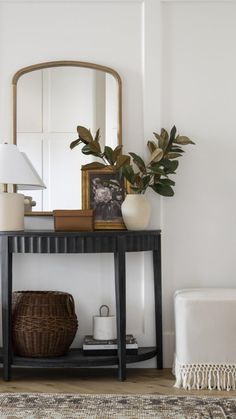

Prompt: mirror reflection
[{"left": 14, "top": 63, "right": 121, "bottom": 213}]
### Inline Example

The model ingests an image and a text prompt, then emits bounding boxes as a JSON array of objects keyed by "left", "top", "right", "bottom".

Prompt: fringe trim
[{"left": 174, "top": 361, "right": 236, "bottom": 391}]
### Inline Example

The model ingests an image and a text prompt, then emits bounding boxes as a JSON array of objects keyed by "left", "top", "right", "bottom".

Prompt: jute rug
[{"left": 0, "top": 393, "right": 235, "bottom": 418}]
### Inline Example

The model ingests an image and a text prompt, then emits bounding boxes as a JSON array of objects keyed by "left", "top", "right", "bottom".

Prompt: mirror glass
[{"left": 14, "top": 63, "right": 121, "bottom": 213}]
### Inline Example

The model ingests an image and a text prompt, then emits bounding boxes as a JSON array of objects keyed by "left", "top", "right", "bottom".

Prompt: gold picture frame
[{"left": 82, "top": 167, "right": 129, "bottom": 230}]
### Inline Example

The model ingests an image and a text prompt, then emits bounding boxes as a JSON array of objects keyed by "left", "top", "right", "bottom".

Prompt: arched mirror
[{"left": 12, "top": 61, "right": 122, "bottom": 215}]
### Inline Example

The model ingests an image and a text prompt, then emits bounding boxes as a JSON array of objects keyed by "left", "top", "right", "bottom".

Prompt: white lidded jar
[{"left": 121, "top": 194, "right": 151, "bottom": 230}]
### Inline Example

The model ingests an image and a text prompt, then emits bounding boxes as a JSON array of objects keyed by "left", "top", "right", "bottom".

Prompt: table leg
[
  {"left": 153, "top": 234, "right": 163, "bottom": 369},
  {"left": 114, "top": 237, "right": 126, "bottom": 381},
  {"left": 1, "top": 236, "right": 12, "bottom": 381}
]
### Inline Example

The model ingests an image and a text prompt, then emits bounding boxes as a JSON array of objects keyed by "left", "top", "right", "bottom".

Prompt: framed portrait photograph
[{"left": 82, "top": 167, "right": 129, "bottom": 230}]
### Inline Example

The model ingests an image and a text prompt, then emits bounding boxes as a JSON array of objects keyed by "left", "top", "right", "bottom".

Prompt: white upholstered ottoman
[{"left": 174, "top": 288, "right": 236, "bottom": 391}]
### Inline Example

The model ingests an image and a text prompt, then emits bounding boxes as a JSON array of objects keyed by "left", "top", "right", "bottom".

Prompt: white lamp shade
[{"left": 0, "top": 143, "right": 46, "bottom": 190}]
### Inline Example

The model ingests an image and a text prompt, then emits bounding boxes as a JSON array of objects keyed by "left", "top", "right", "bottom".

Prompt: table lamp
[{"left": 0, "top": 143, "right": 46, "bottom": 231}]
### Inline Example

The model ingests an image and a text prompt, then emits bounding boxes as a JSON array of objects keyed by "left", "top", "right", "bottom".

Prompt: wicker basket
[{"left": 12, "top": 291, "right": 78, "bottom": 358}]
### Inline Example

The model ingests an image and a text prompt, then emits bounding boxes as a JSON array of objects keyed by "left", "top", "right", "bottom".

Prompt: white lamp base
[{"left": 0, "top": 193, "right": 24, "bottom": 231}]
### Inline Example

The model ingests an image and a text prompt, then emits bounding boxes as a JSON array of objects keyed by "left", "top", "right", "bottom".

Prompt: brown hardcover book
[{"left": 53, "top": 209, "right": 94, "bottom": 231}]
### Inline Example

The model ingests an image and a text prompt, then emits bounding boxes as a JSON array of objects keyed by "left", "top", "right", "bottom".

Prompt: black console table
[{"left": 0, "top": 230, "right": 162, "bottom": 381}]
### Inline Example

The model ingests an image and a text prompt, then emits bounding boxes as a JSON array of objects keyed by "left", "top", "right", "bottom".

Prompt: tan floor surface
[{"left": 0, "top": 368, "right": 235, "bottom": 397}]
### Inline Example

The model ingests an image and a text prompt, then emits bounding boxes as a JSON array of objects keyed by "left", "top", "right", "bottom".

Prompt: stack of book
[{"left": 83, "top": 334, "right": 138, "bottom": 356}]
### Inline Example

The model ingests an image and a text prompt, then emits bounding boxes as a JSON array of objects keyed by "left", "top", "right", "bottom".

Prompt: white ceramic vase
[{"left": 121, "top": 194, "right": 151, "bottom": 230}]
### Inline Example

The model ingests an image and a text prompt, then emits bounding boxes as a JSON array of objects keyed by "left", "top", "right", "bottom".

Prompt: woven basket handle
[{"left": 66, "top": 294, "right": 75, "bottom": 316}]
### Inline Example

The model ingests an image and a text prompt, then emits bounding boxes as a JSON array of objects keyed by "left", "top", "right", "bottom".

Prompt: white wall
[
  {"left": 161, "top": 1, "right": 236, "bottom": 363},
  {"left": 0, "top": 0, "right": 235, "bottom": 368}
]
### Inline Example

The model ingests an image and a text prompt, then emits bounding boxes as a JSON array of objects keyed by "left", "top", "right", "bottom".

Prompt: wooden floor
[{"left": 0, "top": 368, "right": 235, "bottom": 396}]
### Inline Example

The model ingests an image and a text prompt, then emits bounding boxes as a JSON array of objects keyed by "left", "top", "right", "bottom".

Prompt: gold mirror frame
[{"left": 12, "top": 60, "right": 122, "bottom": 216}]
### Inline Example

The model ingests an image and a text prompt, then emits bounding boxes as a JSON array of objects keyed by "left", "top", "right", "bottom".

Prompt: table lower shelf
[{"left": 0, "top": 347, "right": 157, "bottom": 368}]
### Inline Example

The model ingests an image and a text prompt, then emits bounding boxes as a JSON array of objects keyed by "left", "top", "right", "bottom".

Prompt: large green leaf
[
  {"left": 159, "top": 178, "right": 175, "bottom": 186},
  {"left": 149, "top": 148, "right": 163, "bottom": 163},
  {"left": 104, "top": 146, "right": 114, "bottom": 165},
  {"left": 81, "top": 162, "right": 106, "bottom": 170},
  {"left": 174, "top": 135, "right": 195, "bottom": 145},
  {"left": 129, "top": 152, "right": 146, "bottom": 172},
  {"left": 166, "top": 152, "right": 182, "bottom": 159},
  {"left": 116, "top": 154, "right": 131, "bottom": 169},
  {"left": 147, "top": 141, "right": 157, "bottom": 154},
  {"left": 77, "top": 126, "right": 93, "bottom": 143},
  {"left": 81, "top": 143, "right": 100, "bottom": 157},
  {"left": 81, "top": 144, "right": 94, "bottom": 155},
  {"left": 94, "top": 128, "right": 100, "bottom": 142},
  {"left": 153, "top": 132, "right": 160, "bottom": 140},
  {"left": 159, "top": 128, "right": 169, "bottom": 150},
  {"left": 170, "top": 125, "right": 177, "bottom": 141},
  {"left": 148, "top": 164, "right": 166, "bottom": 176},
  {"left": 121, "top": 164, "right": 135, "bottom": 183},
  {"left": 170, "top": 146, "right": 185, "bottom": 153},
  {"left": 151, "top": 183, "right": 174, "bottom": 197},
  {"left": 90, "top": 140, "right": 101, "bottom": 154},
  {"left": 113, "top": 145, "right": 123, "bottom": 162},
  {"left": 165, "top": 125, "right": 177, "bottom": 154},
  {"left": 161, "top": 159, "right": 179, "bottom": 173},
  {"left": 70, "top": 138, "right": 81, "bottom": 150}
]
